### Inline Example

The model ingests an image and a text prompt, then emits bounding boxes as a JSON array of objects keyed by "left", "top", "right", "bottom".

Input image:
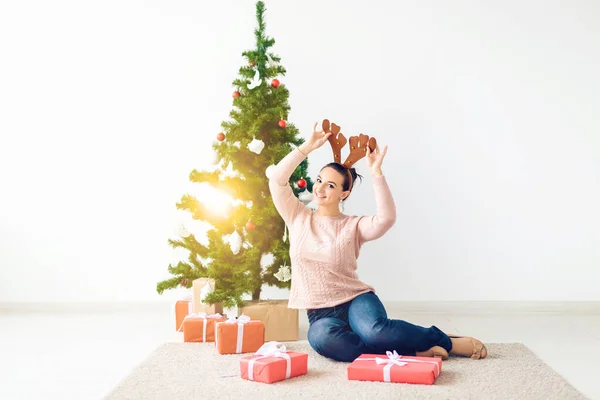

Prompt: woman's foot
[
  {"left": 448, "top": 335, "right": 488, "bottom": 359},
  {"left": 416, "top": 345, "right": 449, "bottom": 360}
]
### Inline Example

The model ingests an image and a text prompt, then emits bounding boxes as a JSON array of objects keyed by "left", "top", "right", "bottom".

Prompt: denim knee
[
  {"left": 353, "top": 317, "right": 389, "bottom": 348},
  {"left": 307, "top": 319, "right": 360, "bottom": 362},
  {"left": 307, "top": 319, "right": 334, "bottom": 354}
]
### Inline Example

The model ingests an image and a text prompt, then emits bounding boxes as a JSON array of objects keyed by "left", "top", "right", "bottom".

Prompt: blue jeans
[{"left": 307, "top": 292, "right": 452, "bottom": 362}]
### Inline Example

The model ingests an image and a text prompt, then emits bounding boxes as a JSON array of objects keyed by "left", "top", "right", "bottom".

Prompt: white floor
[{"left": 0, "top": 303, "right": 599, "bottom": 400}]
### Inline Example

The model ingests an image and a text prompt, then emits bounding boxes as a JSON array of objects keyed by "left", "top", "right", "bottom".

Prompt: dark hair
[{"left": 321, "top": 162, "right": 363, "bottom": 201}]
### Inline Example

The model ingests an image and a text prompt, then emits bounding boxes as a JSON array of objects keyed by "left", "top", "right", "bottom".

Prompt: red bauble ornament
[
  {"left": 233, "top": 91, "right": 241, "bottom": 98},
  {"left": 297, "top": 178, "right": 307, "bottom": 189},
  {"left": 271, "top": 79, "right": 280, "bottom": 88},
  {"left": 216, "top": 132, "right": 225, "bottom": 141},
  {"left": 246, "top": 220, "right": 256, "bottom": 231},
  {"left": 278, "top": 119, "right": 287, "bottom": 128}
]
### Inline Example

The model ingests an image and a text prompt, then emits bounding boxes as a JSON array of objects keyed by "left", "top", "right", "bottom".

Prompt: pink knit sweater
[{"left": 269, "top": 148, "right": 397, "bottom": 310}]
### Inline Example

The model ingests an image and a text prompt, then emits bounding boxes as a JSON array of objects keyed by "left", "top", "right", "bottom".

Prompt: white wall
[{"left": 1, "top": 0, "right": 599, "bottom": 303}]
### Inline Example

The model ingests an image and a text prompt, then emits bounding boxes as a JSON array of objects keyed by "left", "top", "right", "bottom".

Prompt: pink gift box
[
  {"left": 348, "top": 350, "right": 442, "bottom": 385},
  {"left": 240, "top": 342, "right": 308, "bottom": 383}
]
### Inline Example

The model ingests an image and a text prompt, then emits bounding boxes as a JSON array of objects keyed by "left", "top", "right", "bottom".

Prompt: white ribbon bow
[
  {"left": 362, "top": 350, "right": 441, "bottom": 382},
  {"left": 225, "top": 314, "right": 251, "bottom": 324},
  {"left": 376, "top": 350, "right": 408, "bottom": 382},
  {"left": 376, "top": 350, "right": 408, "bottom": 366},
  {"left": 216, "top": 314, "right": 252, "bottom": 353},
  {"left": 179, "top": 312, "right": 223, "bottom": 342},
  {"left": 247, "top": 341, "right": 291, "bottom": 381}
]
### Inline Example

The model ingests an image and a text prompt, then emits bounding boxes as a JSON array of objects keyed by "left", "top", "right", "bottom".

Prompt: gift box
[
  {"left": 181, "top": 312, "right": 226, "bottom": 343},
  {"left": 238, "top": 300, "right": 298, "bottom": 341},
  {"left": 348, "top": 351, "right": 442, "bottom": 385},
  {"left": 192, "top": 278, "right": 224, "bottom": 315},
  {"left": 174, "top": 298, "right": 193, "bottom": 331},
  {"left": 240, "top": 342, "right": 308, "bottom": 384},
  {"left": 215, "top": 314, "right": 265, "bottom": 354}
]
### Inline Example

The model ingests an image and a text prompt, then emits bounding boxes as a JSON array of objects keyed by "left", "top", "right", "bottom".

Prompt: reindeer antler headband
[{"left": 322, "top": 119, "right": 377, "bottom": 168}]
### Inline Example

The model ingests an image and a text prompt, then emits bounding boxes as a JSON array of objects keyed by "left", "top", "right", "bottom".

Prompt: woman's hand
[
  {"left": 298, "top": 122, "right": 332, "bottom": 155},
  {"left": 365, "top": 144, "right": 388, "bottom": 176}
]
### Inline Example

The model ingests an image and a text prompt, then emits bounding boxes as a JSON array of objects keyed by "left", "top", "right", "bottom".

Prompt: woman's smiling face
[{"left": 313, "top": 166, "right": 349, "bottom": 206}]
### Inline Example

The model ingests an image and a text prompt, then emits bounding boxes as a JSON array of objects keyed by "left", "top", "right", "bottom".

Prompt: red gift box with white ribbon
[
  {"left": 348, "top": 350, "right": 442, "bottom": 385},
  {"left": 240, "top": 341, "right": 308, "bottom": 384}
]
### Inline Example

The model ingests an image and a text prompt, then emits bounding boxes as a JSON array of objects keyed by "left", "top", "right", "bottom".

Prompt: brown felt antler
[
  {"left": 323, "top": 118, "right": 377, "bottom": 167},
  {"left": 343, "top": 134, "right": 378, "bottom": 167},
  {"left": 323, "top": 119, "right": 347, "bottom": 164}
]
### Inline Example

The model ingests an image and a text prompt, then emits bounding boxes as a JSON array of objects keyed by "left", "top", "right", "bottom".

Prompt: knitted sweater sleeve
[
  {"left": 357, "top": 175, "right": 397, "bottom": 244},
  {"left": 268, "top": 148, "right": 308, "bottom": 225}
]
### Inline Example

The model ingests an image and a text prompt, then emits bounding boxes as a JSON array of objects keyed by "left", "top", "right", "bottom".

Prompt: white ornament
[
  {"left": 266, "top": 53, "right": 277, "bottom": 68},
  {"left": 274, "top": 264, "right": 291, "bottom": 282},
  {"left": 298, "top": 190, "right": 313, "bottom": 205},
  {"left": 229, "top": 230, "right": 242, "bottom": 255},
  {"left": 247, "top": 69, "right": 261, "bottom": 89},
  {"left": 233, "top": 141, "right": 241, "bottom": 149},
  {"left": 178, "top": 225, "right": 191, "bottom": 238},
  {"left": 265, "top": 165, "right": 276, "bottom": 179},
  {"left": 247, "top": 138, "right": 265, "bottom": 154}
]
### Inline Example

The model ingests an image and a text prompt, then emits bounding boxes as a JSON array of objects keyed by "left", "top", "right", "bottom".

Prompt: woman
[{"left": 268, "top": 120, "right": 487, "bottom": 362}]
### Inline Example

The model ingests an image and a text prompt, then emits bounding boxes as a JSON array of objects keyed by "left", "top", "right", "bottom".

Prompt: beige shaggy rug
[{"left": 104, "top": 341, "right": 587, "bottom": 400}]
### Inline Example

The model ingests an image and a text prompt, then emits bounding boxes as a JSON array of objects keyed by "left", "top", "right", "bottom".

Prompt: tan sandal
[
  {"left": 448, "top": 335, "right": 488, "bottom": 359},
  {"left": 417, "top": 345, "right": 449, "bottom": 360},
  {"left": 431, "top": 345, "right": 449, "bottom": 360}
]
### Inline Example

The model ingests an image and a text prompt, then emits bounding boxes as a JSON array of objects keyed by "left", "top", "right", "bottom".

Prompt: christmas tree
[{"left": 156, "top": 1, "right": 313, "bottom": 308}]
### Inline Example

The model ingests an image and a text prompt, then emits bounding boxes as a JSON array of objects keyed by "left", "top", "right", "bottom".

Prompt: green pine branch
[
  {"left": 156, "top": 277, "right": 183, "bottom": 295},
  {"left": 168, "top": 236, "right": 211, "bottom": 259}
]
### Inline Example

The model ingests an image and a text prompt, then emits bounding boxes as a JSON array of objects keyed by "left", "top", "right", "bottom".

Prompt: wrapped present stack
[{"left": 171, "top": 278, "right": 298, "bottom": 343}]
